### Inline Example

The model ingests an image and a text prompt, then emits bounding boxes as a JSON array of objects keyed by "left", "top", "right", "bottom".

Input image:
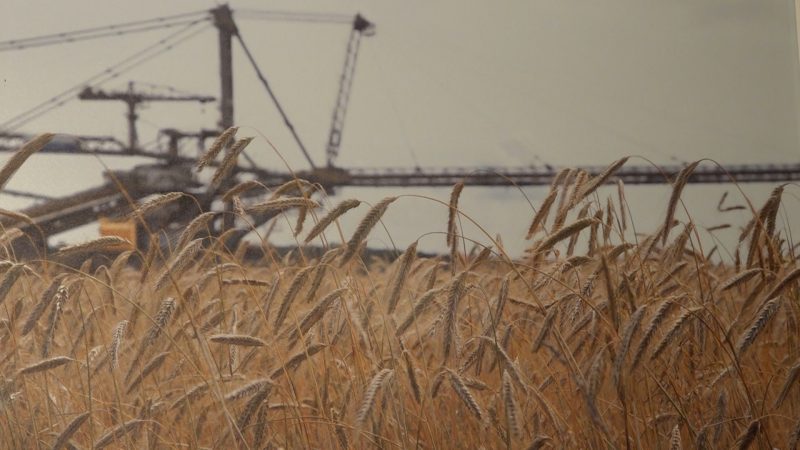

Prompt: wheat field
[{"left": 0, "top": 133, "right": 798, "bottom": 449}]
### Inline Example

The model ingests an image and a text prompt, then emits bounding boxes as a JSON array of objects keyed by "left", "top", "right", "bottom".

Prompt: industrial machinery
[{"left": 0, "top": 5, "right": 799, "bottom": 259}]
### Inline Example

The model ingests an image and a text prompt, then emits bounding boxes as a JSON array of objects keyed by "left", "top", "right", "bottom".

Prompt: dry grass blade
[
  {"left": 51, "top": 411, "right": 90, "bottom": 450},
  {"left": 0, "top": 133, "right": 54, "bottom": 189},
  {"left": 340, "top": 196, "right": 397, "bottom": 266},
  {"left": 303, "top": 198, "right": 361, "bottom": 244},
  {"left": 355, "top": 369, "right": 393, "bottom": 426},
  {"left": 209, "top": 334, "right": 266, "bottom": 347},
  {"left": 19, "top": 356, "right": 72, "bottom": 375},
  {"left": 0, "top": 208, "right": 35, "bottom": 226},
  {"left": 662, "top": 161, "right": 701, "bottom": 244},
  {"left": 197, "top": 126, "right": 237, "bottom": 171}
]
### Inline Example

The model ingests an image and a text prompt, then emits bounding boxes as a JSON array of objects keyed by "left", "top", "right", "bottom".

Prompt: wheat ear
[
  {"left": 536, "top": 217, "right": 596, "bottom": 254},
  {"left": 736, "top": 296, "right": 781, "bottom": 355},
  {"left": 662, "top": 161, "right": 700, "bottom": 244},
  {"left": 612, "top": 305, "right": 646, "bottom": 391},
  {"left": 210, "top": 137, "right": 254, "bottom": 188},
  {"left": 197, "top": 126, "right": 238, "bottom": 171},
  {"left": 51, "top": 411, "right": 90, "bottom": 450},
  {"left": 303, "top": 199, "right": 361, "bottom": 243},
  {"left": 447, "top": 369, "right": 484, "bottom": 422},
  {"left": 21, "top": 273, "right": 68, "bottom": 335},
  {"left": 55, "top": 237, "right": 132, "bottom": 258},
  {"left": 19, "top": 356, "right": 72, "bottom": 375},
  {"left": 209, "top": 334, "right": 267, "bottom": 347},
  {"left": 340, "top": 196, "right": 397, "bottom": 266},
  {"left": 355, "top": 369, "right": 393, "bottom": 426},
  {"left": 108, "top": 320, "right": 128, "bottom": 371},
  {"left": 386, "top": 242, "right": 417, "bottom": 314},
  {"left": 578, "top": 157, "right": 629, "bottom": 201},
  {"left": 526, "top": 189, "right": 558, "bottom": 240},
  {"left": 273, "top": 265, "right": 313, "bottom": 330}
]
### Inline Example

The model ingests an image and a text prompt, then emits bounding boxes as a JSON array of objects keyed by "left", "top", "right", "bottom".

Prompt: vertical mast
[{"left": 212, "top": 5, "right": 236, "bottom": 130}]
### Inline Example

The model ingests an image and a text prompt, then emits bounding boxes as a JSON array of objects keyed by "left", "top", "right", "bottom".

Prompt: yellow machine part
[{"left": 98, "top": 217, "right": 137, "bottom": 250}]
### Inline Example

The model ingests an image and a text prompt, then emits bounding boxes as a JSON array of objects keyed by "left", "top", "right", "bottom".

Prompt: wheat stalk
[{"left": 0, "top": 133, "right": 54, "bottom": 189}]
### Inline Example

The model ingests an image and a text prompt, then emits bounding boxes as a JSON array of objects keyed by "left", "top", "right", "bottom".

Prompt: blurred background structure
[{"left": 0, "top": 1, "right": 798, "bottom": 257}]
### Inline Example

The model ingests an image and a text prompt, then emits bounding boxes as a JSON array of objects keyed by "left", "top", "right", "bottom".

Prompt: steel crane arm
[{"left": 325, "top": 14, "right": 375, "bottom": 168}]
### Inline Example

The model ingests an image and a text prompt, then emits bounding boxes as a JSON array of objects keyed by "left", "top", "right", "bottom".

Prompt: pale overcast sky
[{"left": 1, "top": 1, "right": 798, "bottom": 173}]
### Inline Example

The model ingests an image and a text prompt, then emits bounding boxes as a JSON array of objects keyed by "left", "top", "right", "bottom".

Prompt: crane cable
[
  {"left": 0, "top": 20, "right": 210, "bottom": 132},
  {"left": 234, "top": 9, "right": 352, "bottom": 25},
  {"left": 0, "top": 10, "right": 210, "bottom": 51},
  {"left": 235, "top": 30, "right": 317, "bottom": 170}
]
